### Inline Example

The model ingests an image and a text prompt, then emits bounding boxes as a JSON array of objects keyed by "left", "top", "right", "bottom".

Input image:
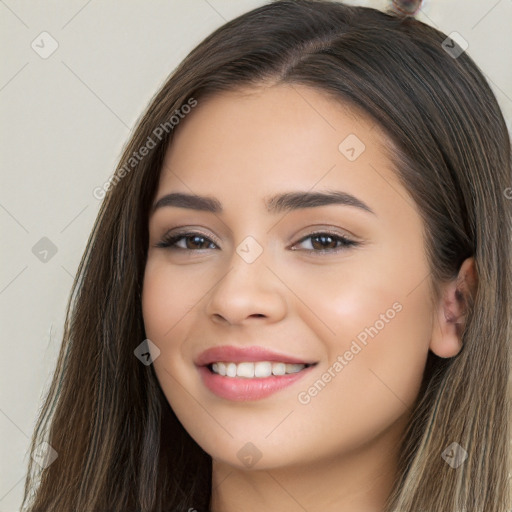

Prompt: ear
[{"left": 430, "top": 257, "right": 478, "bottom": 358}]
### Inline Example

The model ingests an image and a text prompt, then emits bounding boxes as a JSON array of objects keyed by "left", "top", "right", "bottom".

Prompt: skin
[{"left": 142, "top": 83, "right": 477, "bottom": 512}]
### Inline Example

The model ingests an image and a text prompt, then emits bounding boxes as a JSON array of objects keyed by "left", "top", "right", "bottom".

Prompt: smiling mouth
[{"left": 207, "top": 361, "right": 316, "bottom": 378}]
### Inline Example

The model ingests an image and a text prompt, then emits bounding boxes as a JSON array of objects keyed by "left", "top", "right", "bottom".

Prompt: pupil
[
  {"left": 313, "top": 235, "right": 336, "bottom": 250},
  {"left": 189, "top": 235, "right": 205, "bottom": 249}
]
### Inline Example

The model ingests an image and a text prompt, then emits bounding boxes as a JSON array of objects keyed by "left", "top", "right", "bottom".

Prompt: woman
[{"left": 21, "top": 1, "right": 511, "bottom": 511}]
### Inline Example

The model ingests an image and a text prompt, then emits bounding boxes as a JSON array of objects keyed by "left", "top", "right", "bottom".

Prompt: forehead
[{"left": 156, "top": 84, "right": 414, "bottom": 219}]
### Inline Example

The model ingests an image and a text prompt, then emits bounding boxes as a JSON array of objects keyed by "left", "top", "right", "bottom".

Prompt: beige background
[{"left": 1, "top": 1, "right": 511, "bottom": 510}]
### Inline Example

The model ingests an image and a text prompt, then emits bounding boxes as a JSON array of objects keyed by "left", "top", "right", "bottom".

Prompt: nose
[{"left": 205, "top": 244, "right": 288, "bottom": 326}]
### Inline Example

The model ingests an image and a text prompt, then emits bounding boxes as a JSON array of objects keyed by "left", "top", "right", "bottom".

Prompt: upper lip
[{"left": 195, "top": 345, "right": 317, "bottom": 366}]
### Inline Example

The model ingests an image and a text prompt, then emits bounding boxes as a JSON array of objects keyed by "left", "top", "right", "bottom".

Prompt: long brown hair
[{"left": 21, "top": 1, "right": 511, "bottom": 510}]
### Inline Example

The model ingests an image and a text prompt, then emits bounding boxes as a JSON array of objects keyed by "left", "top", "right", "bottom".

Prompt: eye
[
  {"left": 291, "top": 231, "right": 359, "bottom": 253},
  {"left": 155, "top": 232, "right": 218, "bottom": 250}
]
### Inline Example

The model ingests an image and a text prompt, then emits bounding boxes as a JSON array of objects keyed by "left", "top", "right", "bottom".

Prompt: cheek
[
  {"left": 302, "top": 282, "right": 432, "bottom": 416},
  {"left": 290, "top": 253, "right": 434, "bottom": 413},
  {"left": 141, "top": 263, "right": 204, "bottom": 430},
  {"left": 141, "top": 259, "right": 207, "bottom": 341},
  {"left": 141, "top": 262, "right": 197, "bottom": 396}
]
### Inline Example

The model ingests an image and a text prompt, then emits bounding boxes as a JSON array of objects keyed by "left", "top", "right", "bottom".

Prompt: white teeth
[
  {"left": 212, "top": 363, "right": 224, "bottom": 376},
  {"left": 272, "top": 362, "right": 286, "bottom": 376},
  {"left": 226, "top": 362, "right": 237, "bottom": 377},
  {"left": 210, "top": 361, "right": 308, "bottom": 378},
  {"left": 255, "top": 361, "right": 272, "bottom": 377},
  {"left": 237, "top": 362, "right": 255, "bottom": 378},
  {"left": 285, "top": 363, "right": 305, "bottom": 373}
]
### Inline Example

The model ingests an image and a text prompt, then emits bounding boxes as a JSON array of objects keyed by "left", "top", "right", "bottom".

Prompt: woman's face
[{"left": 142, "top": 84, "right": 437, "bottom": 471}]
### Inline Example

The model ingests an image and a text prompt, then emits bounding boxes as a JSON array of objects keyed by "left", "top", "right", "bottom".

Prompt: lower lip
[{"left": 197, "top": 365, "right": 316, "bottom": 401}]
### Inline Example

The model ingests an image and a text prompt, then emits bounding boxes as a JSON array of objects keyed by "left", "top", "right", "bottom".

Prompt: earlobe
[{"left": 429, "top": 257, "right": 478, "bottom": 358}]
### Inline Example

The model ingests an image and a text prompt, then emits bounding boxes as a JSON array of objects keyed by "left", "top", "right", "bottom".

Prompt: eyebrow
[{"left": 151, "top": 190, "right": 376, "bottom": 216}]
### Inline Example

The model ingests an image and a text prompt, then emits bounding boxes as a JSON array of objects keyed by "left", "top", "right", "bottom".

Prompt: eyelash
[{"left": 155, "top": 230, "right": 359, "bottom": 254}]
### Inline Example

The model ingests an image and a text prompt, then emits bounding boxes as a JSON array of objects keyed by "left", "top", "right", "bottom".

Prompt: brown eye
[
  {"left": 292, "top": 232, "right": 359, "bottom": 253},
  {"left": 155, "top": 232, "right": 218, "bottom": 250}
]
